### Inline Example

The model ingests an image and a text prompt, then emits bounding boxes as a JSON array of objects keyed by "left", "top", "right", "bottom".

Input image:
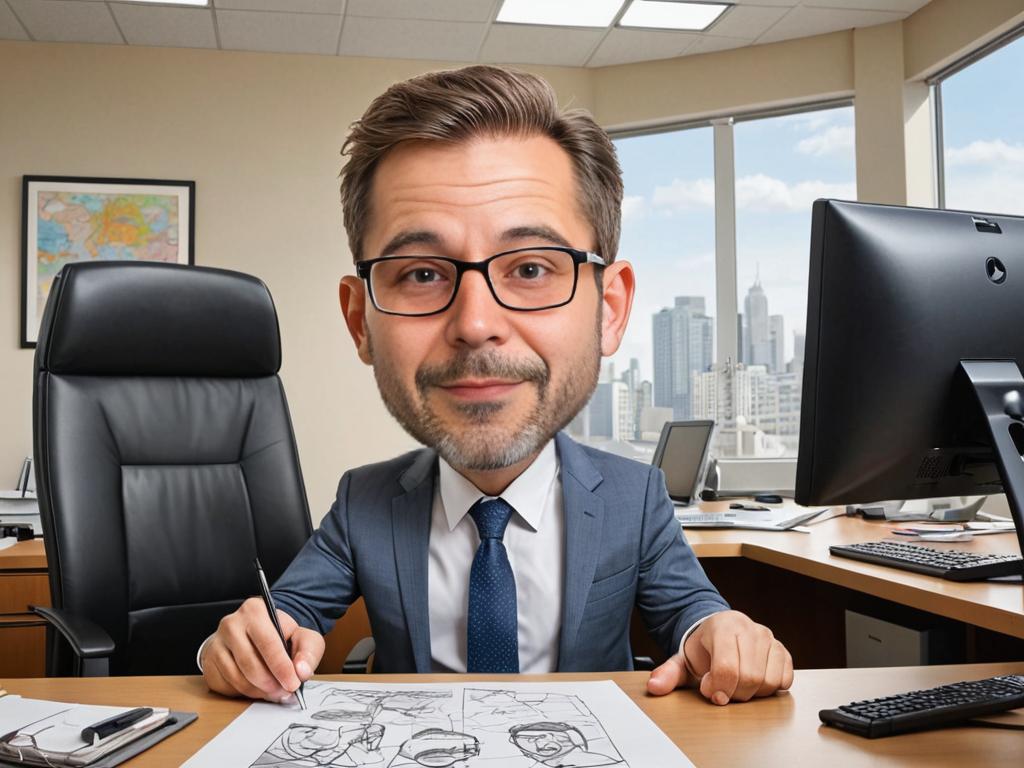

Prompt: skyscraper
[
  {"left": 769, "top": 314, "right": 785, "bottom": 374},
  {"left": 743, "top": 274, "right": 771, "bottom": 368},
  {"left": 652, "top": 296, "right": 713, "bottom": 420}
]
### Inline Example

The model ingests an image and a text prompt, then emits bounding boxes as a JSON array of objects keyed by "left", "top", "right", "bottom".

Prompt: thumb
[
  {"left": 646, "top": 654, "right": 687, "bottom": 696},
  {"left": 290, "top": 627, "right": 325, "bottom": 681}
]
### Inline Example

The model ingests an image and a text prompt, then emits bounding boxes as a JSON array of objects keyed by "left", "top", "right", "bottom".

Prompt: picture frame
[{"left": 21, "top": 175, "right": 195, "bottom": 348}]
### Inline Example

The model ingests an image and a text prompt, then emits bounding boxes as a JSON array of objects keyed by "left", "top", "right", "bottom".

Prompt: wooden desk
[
  {"left": 0, "top": 539, "right": 48, "bottom": 678},
  {"left": 5, "top": 664, "right": 1024, "bottom": 766}
]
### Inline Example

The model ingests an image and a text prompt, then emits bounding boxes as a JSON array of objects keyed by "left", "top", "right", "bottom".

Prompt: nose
[{"left": 443, "top": 267, "right": 511, "bottom": 349}]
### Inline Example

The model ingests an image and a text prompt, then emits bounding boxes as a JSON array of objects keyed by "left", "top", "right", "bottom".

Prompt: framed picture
[{"left": 21, "top": 175, "right": 195, "bottom": 348}]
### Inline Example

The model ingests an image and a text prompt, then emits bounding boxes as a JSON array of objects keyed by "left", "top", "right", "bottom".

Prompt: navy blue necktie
[{"left": 466, "top": 497, "right": 519, "bottom": 673}]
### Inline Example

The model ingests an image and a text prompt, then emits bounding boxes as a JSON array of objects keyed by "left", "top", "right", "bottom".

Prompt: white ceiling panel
[
  {"left": 587, "top": 26, "right": 697, "bottom": 67},
  {"left": 217, "top": 9, "right": 342, "bottom": 54},
  {"left": 728, "top": 0, "right": 799, "bottom": 6},
  {"left": 346, "top": 0, "right": 497, "bottom": 23},
  {"left": 213, "top": 0, "right": 345, "bottom": 12},
  {"left": 806, "top": 0, "right": 930, "bottom": 12},
  {"left": 111, "top": 4, "right": 217, "bottom": 49},
  {"left": 687, "top": 33, "right": 754, "bottom": 56},
  {"left": 0, "top": 2, "right": 29, "bottom": 40},
  {"left": 339, "top": 16, "right": 486, "bottom": 62},
  {"left": 480, "top": 23, "right": 606, "bottom": 67},
  {"left": 9, "top": 0, "right": 123, "bottom": 44},
  {"left": 758, "top": 6, "right": 906, "bottom": 44},
  {"left": 708, "top": 4, "right": 790, "bottom": 39}
]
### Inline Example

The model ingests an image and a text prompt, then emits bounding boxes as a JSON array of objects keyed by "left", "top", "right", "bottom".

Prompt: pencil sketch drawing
[{"left": 248, "top": 683, "right": 626, "bottom": 768}]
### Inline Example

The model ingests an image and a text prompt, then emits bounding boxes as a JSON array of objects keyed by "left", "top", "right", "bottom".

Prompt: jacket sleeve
[
  {"left": 270, "top": 471, "right": 360, "bottom": 636},
  {"left": 634, "top": 465, "right": 730, "bottom": 657}
]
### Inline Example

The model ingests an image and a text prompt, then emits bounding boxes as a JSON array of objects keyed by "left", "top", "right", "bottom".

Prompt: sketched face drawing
[
  {"left": 510, "top": 722, "right": 586, "bottom": 760},
  {"left": 397, "top": 728, "right": 480, "bottom": 767}
]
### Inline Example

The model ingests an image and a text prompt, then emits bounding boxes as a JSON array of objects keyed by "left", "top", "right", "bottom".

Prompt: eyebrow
[{"left": 378, "top": 224, "right": 572, "bottom": 257}]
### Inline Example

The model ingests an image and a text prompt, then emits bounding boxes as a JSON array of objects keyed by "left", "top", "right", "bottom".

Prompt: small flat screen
[{"left": 654, "top": 421, "right": 714, "bottom": 504}]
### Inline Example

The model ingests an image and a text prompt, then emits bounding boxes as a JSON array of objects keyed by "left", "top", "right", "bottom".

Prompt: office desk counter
[
  {"left": 5, "top": 664, "right": 1024, "bottom": 767},
  {"left": 683, "top": 515, "right": 1024, "bottom": 640}
]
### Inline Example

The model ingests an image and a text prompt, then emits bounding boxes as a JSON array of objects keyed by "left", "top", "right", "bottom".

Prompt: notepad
[{"left": 0, "top": 696, "right": 195, "bottom": 768}]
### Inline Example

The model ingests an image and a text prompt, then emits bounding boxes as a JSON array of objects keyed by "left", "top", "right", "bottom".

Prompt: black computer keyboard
[
  {"left": 829, "top": 540, "right": 1023, "bottom": 581},
  {"left": 819, "top": 674, "right": 1024, "bottom": 738}
]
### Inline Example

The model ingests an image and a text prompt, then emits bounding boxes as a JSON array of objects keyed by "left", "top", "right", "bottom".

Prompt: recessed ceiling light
[
  {"left": 619, "top": 1, "right": 730, "bottom": 31},
  {"left": 496, "top": 0, "right": 626, "bottom": 28},
  {"left": 117, "top": 0, "right": 210, "bottom": 6}
]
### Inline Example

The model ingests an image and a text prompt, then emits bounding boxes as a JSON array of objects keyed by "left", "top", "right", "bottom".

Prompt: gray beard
[{"left": 369, "top": 328, "right": 601, "bottom": 471}]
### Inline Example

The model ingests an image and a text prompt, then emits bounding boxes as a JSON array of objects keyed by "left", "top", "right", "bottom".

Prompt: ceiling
[{"left": 0, "top": 0, "right": 932, "bottom": 67}]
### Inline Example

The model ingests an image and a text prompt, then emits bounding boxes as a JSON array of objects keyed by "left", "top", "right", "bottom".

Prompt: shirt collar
[{"left": 438, "top": 439, "right": 559, "bottom": 533}]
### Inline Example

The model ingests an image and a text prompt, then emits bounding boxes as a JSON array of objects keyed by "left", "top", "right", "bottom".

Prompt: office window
[
  {"left": 731, "top": 106, "right": 856, "bottom": 457},
  {"left": 937, "top": 31, "right": 1024, "bottom": 215},
  {"left": 566, "top": 127, "right": 715, "bottom": 462}
]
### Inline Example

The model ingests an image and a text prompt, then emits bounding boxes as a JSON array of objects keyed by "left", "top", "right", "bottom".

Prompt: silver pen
[{"left": 253, "top": 558, "right": 307, "bottom": 710}]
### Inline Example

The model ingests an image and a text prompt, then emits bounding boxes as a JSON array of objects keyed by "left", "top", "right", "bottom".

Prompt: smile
[{"left": 438, "top": 379, "right": 524, "bottom": 401}]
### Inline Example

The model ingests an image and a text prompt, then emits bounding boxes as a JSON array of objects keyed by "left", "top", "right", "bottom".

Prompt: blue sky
[{"left": 611, "top": 106, "right": 856, "bottom": 382}]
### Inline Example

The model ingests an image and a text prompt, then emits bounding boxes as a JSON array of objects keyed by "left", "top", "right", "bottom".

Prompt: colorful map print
[{"left": 34, "top": 191, "right": 181, "bottom": 326}]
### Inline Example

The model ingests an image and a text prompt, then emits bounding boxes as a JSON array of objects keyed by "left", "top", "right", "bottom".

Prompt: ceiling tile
[
  {"left": 587, "top": 27, "right": 696, "bottom": 67},
  {"left": 217, "top": 9, "right": 342, "bottom": 54},
  {"left": 758, "top": 6, "right": 906, "bottom": 44},
  {"left": 805, "top": 0, "right": 928, "bottom": 12},
  {"left": 479, "top": 23, "right": 606, "bottom": 67},
  {"left": 339, "top": 16, "right": 485, "bottom": 62},
  {"left": 9, "top": 0, "right": 122, "bottom": 44},
  {"left": 110, "top": 4, "right": 217, "bottom": 49},
  {"left": 707, "top": 4, "right": 789, "bottom": 39},
  {"left": 214, "top": 0, "right": 344, "bottom": 12},
  {"left": 345, "top": 0, "right": 496, "bottom": 23},
  {"left": 0, "top": 2, "right": 29, "bottom": 40},
  {"left": 687, "top": 34, "right": 753, "bottom": 56},
  {"left": 728, "top": 0, "right": 798, "bottom": 6}
]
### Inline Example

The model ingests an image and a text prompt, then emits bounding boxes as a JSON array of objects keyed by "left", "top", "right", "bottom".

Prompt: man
[{"left": 201, "top": 65, "right": 793, "bottom": 708}]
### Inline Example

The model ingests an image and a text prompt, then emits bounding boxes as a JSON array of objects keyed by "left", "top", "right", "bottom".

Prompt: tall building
[
  {"left": 769, "top": 314, "right": 785, "bottom": 374},
  {"left": 652, "top": 296, "right": 713, "bottom": 420},
  {"left": 588, "top": 380, "right": 631, "bottom": 441},
  {"left": 743, "top": 275, "right": 771, "bottom": 368}
]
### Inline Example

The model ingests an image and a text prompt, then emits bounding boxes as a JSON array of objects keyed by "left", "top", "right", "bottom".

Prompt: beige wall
[
  {"left": 0, "top": 42, "right": 593, "bottom": 519},
  {"left": 1, "top": 0, "right": 1021, "bottom": 521}
]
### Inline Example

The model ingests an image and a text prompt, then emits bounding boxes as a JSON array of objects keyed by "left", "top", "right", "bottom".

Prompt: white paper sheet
[{"left": 183, "top": 680, "right": 694, "bottom": 767}]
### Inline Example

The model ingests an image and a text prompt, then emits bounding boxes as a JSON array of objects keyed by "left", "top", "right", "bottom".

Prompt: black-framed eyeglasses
[{"left": 355, "top": 246, "right": 606, "bottom": 317}]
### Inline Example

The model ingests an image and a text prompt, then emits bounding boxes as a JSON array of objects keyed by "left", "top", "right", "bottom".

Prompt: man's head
[
  {"left": 509, "top": 721, "right": 587, "bottom": 760},
  {"left": 338, "top": 65, "right": 634, "bottom": 477}
]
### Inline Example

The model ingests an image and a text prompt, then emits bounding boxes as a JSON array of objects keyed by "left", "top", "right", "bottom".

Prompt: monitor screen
[{"left": 653, "top": 421, "right": 714, "bottom": 504}]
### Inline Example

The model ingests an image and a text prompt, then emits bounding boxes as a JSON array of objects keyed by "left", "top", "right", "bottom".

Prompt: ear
[
  {"left": 599, "top": 260, "right": 635, "bottom": 357},
  {"left": 339, "top": 275, "right": 373, "bottom": 365}
]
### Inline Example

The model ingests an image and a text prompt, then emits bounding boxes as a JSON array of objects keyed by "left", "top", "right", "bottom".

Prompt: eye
[
  {"left": 513, "top": 262, "right": 548, "bottom": 280},
  {"left": 405, "top": 268, "right": 440, "bottom": 283}
]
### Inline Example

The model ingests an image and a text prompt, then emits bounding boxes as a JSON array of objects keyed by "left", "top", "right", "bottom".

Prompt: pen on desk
[
  {"left": 81, "top": 707, "right": 152, "bottom": 745},
  {"left": 253, "top": 557, "right": 307, "bottom": 710}
]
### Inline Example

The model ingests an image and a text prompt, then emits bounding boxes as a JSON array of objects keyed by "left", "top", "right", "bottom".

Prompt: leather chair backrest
[{"left": 33, "top": 261, "right": 312, "bottom": 675}]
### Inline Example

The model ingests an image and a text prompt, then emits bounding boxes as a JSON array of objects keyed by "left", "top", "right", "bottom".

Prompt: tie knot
[{"left": 469, "top": 497, "right": 514, "bottom": 540}]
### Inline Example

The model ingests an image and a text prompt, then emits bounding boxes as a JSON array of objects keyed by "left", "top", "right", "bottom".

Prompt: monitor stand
[{"left": 960, "top": 360, "right": 1024, "bottom": 562}]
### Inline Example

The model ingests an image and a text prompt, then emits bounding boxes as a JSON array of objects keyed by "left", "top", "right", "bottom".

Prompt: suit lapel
[
  {"left": 391, "top": 449, "right": 437, "bottom": 673},
  {"left": 555, "top": 433, "right": 605, "bottom": 669}
]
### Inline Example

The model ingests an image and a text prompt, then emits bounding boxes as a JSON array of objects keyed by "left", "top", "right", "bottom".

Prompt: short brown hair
[{"left": 339, "top": 65, "right": 623, "bottom": 264}]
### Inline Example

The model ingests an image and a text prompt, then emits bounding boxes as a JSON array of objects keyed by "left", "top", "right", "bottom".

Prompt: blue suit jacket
[{"left": 272, "top": 432, "right": 729, "bottom": 673}]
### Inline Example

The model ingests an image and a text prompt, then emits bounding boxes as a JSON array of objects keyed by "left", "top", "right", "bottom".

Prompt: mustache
[{"left": 415, "top": 350, "right": 549, "bottom": 392}]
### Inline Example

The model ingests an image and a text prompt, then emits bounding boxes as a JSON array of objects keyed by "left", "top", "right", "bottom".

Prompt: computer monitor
[
  {"left": 795, "top": 199, "right": 1024, "bottom": 558},
  {"left": 652, "top": 420, "right": 714, "bottom": 505}
]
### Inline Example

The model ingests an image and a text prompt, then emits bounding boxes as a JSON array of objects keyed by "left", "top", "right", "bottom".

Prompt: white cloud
[
  {"left": 945, "top": 139, "right": 1024, "bottom": 167},
  {"left": 651, "top": 177, "right": 715, "bottom": 210},
  {"left": 650, "top": 174, "right": 855, "bottom": 214},
  {"left": 945, "top": 169, "right": 1024, "bottom": 216},
  {"left": 796, "top": 125, "right": 855, "bottom": 157},
  {"left": 621, "top": 194, "right": 647, "bottom": 223}
]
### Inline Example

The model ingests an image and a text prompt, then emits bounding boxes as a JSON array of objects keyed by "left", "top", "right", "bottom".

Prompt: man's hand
[
  {"left": 201, "top": 597, "right": 325, "bottom": 702},
  {"left": 646, "top": 610, "right": 793, "bottom": 705}
]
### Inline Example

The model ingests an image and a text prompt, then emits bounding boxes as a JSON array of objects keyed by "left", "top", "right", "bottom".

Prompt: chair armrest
[
  {"left": 342, "top": 637, "right": 376, "bottom": 674},
  {"left": 30, "top": 605, "right": 115, "bottom": 676}
]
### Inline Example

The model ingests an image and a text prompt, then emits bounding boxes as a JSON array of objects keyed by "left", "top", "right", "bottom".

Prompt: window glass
[
  {"left": 729, "top": 106, "right": 856, "bottom": 457},
  {"left": 567, "top": 128, "right": 715, "bottom": 462},
  {"left": 941, "top": 35, "right": 1024, "bottom": 215}
]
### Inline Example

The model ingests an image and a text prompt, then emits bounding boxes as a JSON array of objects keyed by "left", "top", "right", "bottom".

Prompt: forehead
[{"left": 365, "top": 134, "right": 590, "bottom": 256}]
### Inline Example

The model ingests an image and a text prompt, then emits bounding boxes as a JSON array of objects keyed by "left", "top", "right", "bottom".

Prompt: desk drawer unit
[{"left": 0, "top": 570, "right": 49, "bottom": 677}]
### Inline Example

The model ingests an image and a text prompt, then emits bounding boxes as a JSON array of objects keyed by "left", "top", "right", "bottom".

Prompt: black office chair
[{"left": 32, "top": 261, "right": 313, "bottom": 676}]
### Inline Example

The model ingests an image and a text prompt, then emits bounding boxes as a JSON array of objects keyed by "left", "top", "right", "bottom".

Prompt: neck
[{"left": 452, "top": 449, "right": 543, "bottom": 497}]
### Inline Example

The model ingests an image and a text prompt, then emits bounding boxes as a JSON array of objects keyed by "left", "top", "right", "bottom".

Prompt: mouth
[{"left": 437, "top": 378, "right": 524, "bottom": 401}]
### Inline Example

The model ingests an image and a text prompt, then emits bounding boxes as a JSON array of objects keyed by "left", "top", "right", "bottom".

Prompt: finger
[
  {"left": 290, "top": 627, "right": 326, "bottom": 681},
  {"left": 732, "top": 628, "right": 773, "bottom": 702},
  {"left": 208, "top": 644, "right": 279, "bottom": 701},
  {"left": 781, "top": 646, "right": 795, "bottom": 691},
  {"left": 646, "top": 654, "right": 687, "bottom": 696},
  {"left": 245, "top": 616, "right": 303, "bottom": 693},
  {"left": 755, "top": 639, "right": 787, "bottom": 697},
  {"left": 215, "top": 616, "right": 290, "bottom": 700},
  {"left": 706, "top": 632, "right": 740, "bottom": 705}
]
